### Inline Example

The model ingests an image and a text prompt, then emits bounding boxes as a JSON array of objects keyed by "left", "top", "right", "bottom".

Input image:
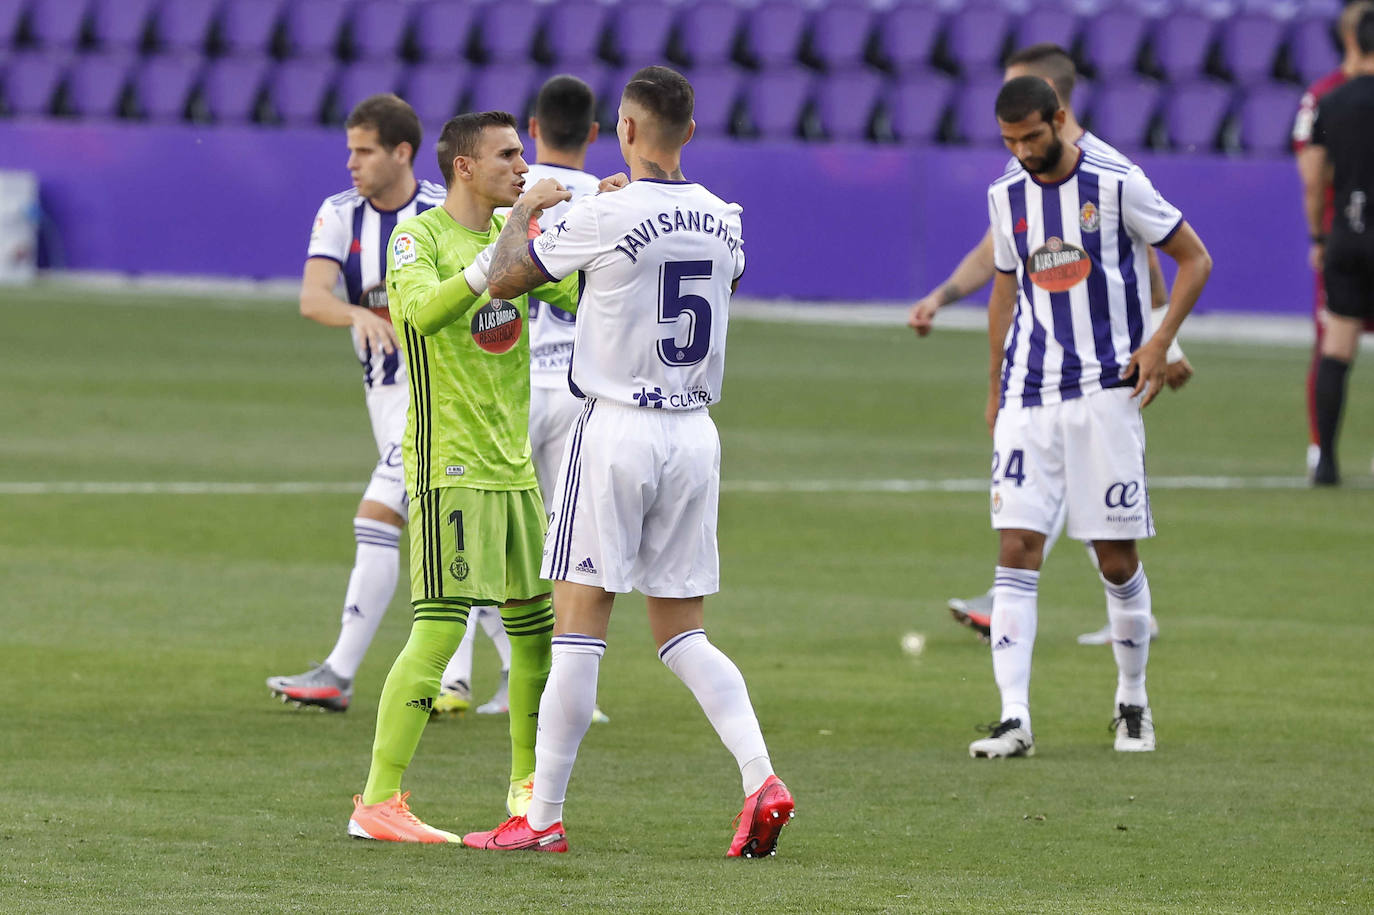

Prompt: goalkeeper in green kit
[{"left": 347, "top": 110, "right": 581, "bottom": 843}]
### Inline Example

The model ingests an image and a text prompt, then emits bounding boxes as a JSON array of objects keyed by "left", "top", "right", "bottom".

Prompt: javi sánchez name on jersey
[{"left": 614, "top": 209, "right": 742, "bottom": 264}]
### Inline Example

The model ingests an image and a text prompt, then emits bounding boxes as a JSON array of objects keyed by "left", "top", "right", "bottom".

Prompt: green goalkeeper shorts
[{"left": 407, "top": 486, "right": 551, "bottom": 607}]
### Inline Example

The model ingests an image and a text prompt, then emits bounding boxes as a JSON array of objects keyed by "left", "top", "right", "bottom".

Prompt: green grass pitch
[{"left": 1, "top": 286, "right": 1371, "bottom": 913}]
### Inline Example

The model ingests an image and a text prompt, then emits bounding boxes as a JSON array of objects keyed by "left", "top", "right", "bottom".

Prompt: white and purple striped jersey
[
  {"left": 524, "top": 162, "right": 597, "bottom": 390},
  {"left": 988, "top": 145, "right": 1183, "bottom": 409},
  {"left": 528, "top": 179, "right": 745, "bottom": 411},
  {"left": 306, "top": 179, "right": 446, "bottom": 389}
]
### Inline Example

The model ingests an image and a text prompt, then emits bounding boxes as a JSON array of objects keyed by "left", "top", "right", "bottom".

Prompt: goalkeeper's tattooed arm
[{"left": 488, "top": 178, "right": 571, "bottom": 300}]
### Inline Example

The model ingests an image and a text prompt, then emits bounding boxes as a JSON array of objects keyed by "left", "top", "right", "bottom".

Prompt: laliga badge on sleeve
[{"left": 393, "top": 233, "right": 417, "bottom": 267}]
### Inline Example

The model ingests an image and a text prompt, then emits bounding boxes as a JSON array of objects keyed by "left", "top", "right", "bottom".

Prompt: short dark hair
[
  {"left": 995, "top": 75, "right": 1060, "bottom": 126},
  {"left": 346, "top": 94, "right": 422, "bottom": 165},
  {"left": 622, "top": 66, "right": 694, "bottom": 143},
  {"left": 1005, "top": 43, "right": 1077, "bottom": 106},
  {"left": 534, "top": 75, "right": 596, "bottom": 151},
  {"left": 435, "top": 110, "right": 519, "bottom": 187},
  {"left": 1359, "top": 8, "right": 1374, "bottom": 53}
]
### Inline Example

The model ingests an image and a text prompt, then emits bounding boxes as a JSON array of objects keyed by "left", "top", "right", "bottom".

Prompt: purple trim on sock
[{"left": 657, "top": 628, "right": 705, "bottom": 660}]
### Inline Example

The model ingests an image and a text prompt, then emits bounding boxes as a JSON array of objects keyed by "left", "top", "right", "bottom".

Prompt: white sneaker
[
  {"left": 1076, "top": 616, "right": 1160, "bottom": 646},
  {"left": 969, "top": 718, "right": 1035, "bottom": 758},
  {"left": 1112, "top": 703, "right": 1156, "bottom": 752},
  {"left": 475, "top": 670, "right": 509, "bottom": 715}
]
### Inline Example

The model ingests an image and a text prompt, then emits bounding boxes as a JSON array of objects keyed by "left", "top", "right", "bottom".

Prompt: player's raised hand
[
  {"left": 518, "top": 177, "right": 572, "bottom": 216},
  {"left": 907, "top": 295, "right": 940, "bottom": 336},
  {"left": 598, "top": 173, "right": 630, "bottom": 193},
  {"left": 1164, "top": 354, "right": 1194, "bottom": 390},
  {"left": 1126, "top": 338, "right": 1168, "bottom": 408}
]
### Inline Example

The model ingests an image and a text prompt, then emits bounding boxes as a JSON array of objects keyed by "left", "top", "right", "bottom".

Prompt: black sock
[{"left": 1314, "top": 356, "right": 1350, "bottom": 477}]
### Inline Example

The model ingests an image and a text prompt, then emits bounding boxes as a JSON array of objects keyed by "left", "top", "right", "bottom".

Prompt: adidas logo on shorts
[{"left": 575, "top": 557, "right": 597, "bottom": 575}]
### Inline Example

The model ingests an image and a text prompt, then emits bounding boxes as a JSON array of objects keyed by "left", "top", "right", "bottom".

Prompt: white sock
[
  {"left": 659, "top": 629, "right": 772, "bottom": 796},
  {"left": 527, "top": 634, "right": 605, "bottom": 831},
  {"left": 477, "top": 605, "right": 512, "bottom": 670},
  {"left": 1105, "top": 564, "right": 1151, "bottom": 708},
  {"left": 992, "top": 566, "right": 1039, "bottom": 733},
  {"left": 323, "top": 519, "right": 401, "bottom": 680},
  {"left": 441, "top": 613, "right": 478, "bottom": 688}
]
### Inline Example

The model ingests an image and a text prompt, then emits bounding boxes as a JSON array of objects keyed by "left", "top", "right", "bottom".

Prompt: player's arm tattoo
[
  {"left": 487, "top": 201, "right": 549, "bottom": 300},
  {"left": 637, "top": 157, "right": 684, "bottom": 181}
]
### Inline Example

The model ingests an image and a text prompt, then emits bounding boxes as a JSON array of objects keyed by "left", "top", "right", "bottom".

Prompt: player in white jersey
[
  {"left": 968, "top": 76, "right": 1212, "bottom": 759},
  {"left": 906, "top": 45, "right": 1178, "bottom": 646},
  {"left": 437, "top": 75, "right": 610, "bottom": 722},
  {"left": 267, "top": 95, "right": 447, "bottom": 711},
  {"left": 462, "top": 66, "right": 794, "bottom": 858}
]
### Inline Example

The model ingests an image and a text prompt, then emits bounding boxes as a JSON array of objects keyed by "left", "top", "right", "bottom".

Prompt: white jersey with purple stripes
[
  {"left": 524, "top": 162, "right": 597, "bottom": 390},
  {"left": 306, "top": 179, "right": 446, "bottom": 389},
  {"left": 527, "top": 179, "right": 746, "bottom": 411},
  {"left": 988, "top": 145, "right": 1183, "bottom": 410}
]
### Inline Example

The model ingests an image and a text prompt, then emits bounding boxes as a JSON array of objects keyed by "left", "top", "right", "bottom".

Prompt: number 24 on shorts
[{"left": 991, "top": 449, "right": 1026, "bottom": 486}]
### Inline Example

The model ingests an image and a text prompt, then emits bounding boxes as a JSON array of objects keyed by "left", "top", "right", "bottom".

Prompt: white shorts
[
  {"left": 542, "top": 398, "right": 720, "bottom": 598},
  {"left": 529, "top": 384, "right": 584, "bottom": 511},
  {"left": 360, "top": 383, "right": 409, "bottom": 520},
  {"left": 990, "top": 387, "right": 1153, "bottom": 541}
]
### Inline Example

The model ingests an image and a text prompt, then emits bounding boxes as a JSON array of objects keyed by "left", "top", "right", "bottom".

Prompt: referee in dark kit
[{"left": 1306, "top": 5, "right": 1374, "bottom": 486}]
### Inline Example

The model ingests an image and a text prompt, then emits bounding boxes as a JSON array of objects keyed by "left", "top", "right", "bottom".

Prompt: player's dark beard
[{"left": 1022, "top": 134, "right": 1065, "bottom": 175}]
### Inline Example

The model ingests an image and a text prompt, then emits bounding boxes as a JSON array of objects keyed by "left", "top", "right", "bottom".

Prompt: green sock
[
  {"left": 362, "top": 605, "right": 468, "bottom": 804},
  {"left": 501, "top": 599, "right": 554, "bottom": 781}
]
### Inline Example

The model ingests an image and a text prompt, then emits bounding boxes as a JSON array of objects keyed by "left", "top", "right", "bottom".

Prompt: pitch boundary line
[{"left": 0, "top": 476, "right": 1316, "bottom": 496}]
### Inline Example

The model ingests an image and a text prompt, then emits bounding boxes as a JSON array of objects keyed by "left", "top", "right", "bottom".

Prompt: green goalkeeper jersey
[{"left": 387, "top": 204, "right": 579, "bottom": 496}]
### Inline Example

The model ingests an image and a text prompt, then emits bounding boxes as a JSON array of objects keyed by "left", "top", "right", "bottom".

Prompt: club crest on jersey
[
  {"left": 449, "top": 557, "right": 469, "bottom": 581},
  {"left": 1079, "top": 201, "right": 1100, "bottom": 233},
  {"left": 1027, "top": 236, "right": 1091, "bottom": 293},
  {"left": 991, "top": 490, "right": 1003, "bottom": 514},
  {"left": 393, "top": 233, "right": 417, "bottom": 266},
  {"left": 471, "top": 299, "right": 523, "bottom": 354}
]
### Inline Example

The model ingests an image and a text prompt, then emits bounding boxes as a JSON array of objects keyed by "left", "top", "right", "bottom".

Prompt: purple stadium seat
[
  {"left": 1015, "top": 7, "right": 1081, "bottom": 53},
  {"left": 477, "top": 0, "right": 542, "bottom": 63},
  {"left": 687, "top": 67, "right": 741, "bottom": 137},
  {"left": 809, "top": 1, "right": 875, "bottom": 71},
  {"left": 201, "top": 54, "right": 270, "bottom": 123},
  {"left": 1218, "top": 12, "right": 1286, "bottom": 81},
  {"left": 744, "top": 65, "right": 814, "bottom": 139},
  {"left": 744, "top": 1, "right": 808, "bottom": 69},
  {"left": 953, "top": 74, "right": 1007, "bottom": 145},
  {"left": 350, "top": 0, "right": 410, "bottom": 62},
  {"left": 880, "top": 4, "right": 943, "bottom": 74},
  {"left": 611, "top": 1, "right": 674, "bottom": 64},
  {"left": 675, "top": 0, "right": 742, "bottom": 69},
  {"left": 542, "top": 0, "right": 607, "bottom": 65},
  {"left": 1236, "top": 81, "right": 1301, "bottom": 155},
  {"left": 1289, "top": 17, "right": 1339, "bottom": 85},
  {"left": 944, "top": 5, "right": 1013, "bottom": 73},
  {"left": 335, "top": 59, "right": 403, "bottom": 115},
  {"left": 1164, "top": 79, "right": 1233, "bottom": 151},
  {"left": 270, "top": 57, "right": 335, "bottom": 124},
  {"left": 1150, "top": 12, "right": 1215, "bottom": 80},
  {"left": 1079, "top": 9, "right": 1148, "bottom": 77},
  {"left": 888, "top": 70, "right": 954, "bottom": 144},
  {"left": 3, "top": 51, "right": 67, "bottom": 114},
  {"left": 1086, "top": 77, "right": 1160, "bottom": 150},
  {"left": 281, "top": 0, "right": 350, "bottom": 59},
  {"left": 133, "top": 52, "right": 201, "bottom": 120},
  {"left": 0, "top": 0, "right": 26, "bottom": 47},
  {"left": 814, "top": 67, "right": 884, "bottom": 141},
  {"left": 410, "top": 0, "right": 478, "bottom": 63},
  {"left": 154, "top": 0, "right": 219, "bottom": 53},
  {"left": 89, "top": 0, "right": 156, "bottom": 50},
  {"left": 25, "top": 0, "right": 90, "bottom": 49},
  {"left": 64, "top": 50, "right": 134, "bottom": 118},
  {"left": 402, "top": 60, "right": 469, "bottom": 123},
  {"left": 216, "top": 0, "right": 286, "bottom": 57},
  {"left": 465, "top": 62, "right": 541, "bottom": 118}
]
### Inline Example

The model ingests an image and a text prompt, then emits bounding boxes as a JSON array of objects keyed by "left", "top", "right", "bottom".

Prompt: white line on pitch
[{"left": 0, "top": 476, "right": 1314, "bottom": 496}]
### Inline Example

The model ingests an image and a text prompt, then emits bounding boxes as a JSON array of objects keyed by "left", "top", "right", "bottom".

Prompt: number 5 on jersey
[{"left": 658, "top": 260, "right": 713, "bottom": 366}]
